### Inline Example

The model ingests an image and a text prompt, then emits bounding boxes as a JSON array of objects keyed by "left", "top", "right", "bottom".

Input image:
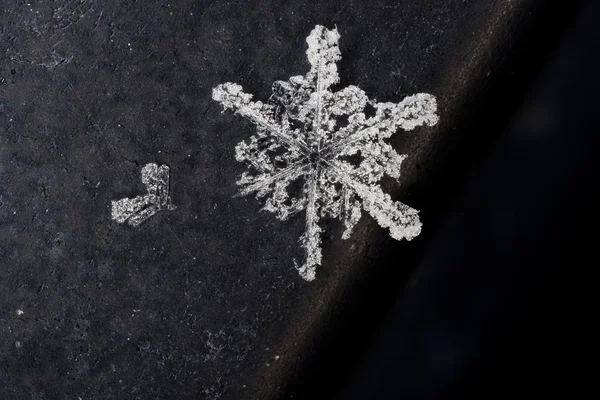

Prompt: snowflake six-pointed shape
[{"left": 212, "top": 25, "right": 439, "bottom": 281}]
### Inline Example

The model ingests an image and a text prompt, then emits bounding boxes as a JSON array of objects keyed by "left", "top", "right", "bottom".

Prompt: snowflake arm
[
  {"left": 304, "top": 25, "right": 342, "bottom": 149},
  {"left": 305, "top": 25, "right": 342, "bottom": 93},
  {"left": 326, "top": 93, "right": 439, "bottom": 155},
  {"left": 212, "top": 82, "right": 310, "bottom": 155},
  {"left": 353, "top": 180, "right": 422, "bottom": 241},
  {"left": 332, "top": 163, "right": 422, "bottom": 241},
  {"left": 235, "top": 162, "right": 306, "bottom": 197},
  {"left": 295, "top": 172, "right": 322, "bottom": 281}
]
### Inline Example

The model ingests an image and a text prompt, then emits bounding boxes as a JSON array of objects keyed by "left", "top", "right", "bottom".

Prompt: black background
[{"left": 1, "top": 0, "right": 594, "bottom": 399}]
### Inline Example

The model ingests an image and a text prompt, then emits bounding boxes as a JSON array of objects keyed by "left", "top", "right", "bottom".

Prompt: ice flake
[
  {"left": 213, "top": 25, "right": 439, "bottom": 281},
  {"left": 111, "top": 163, "right": 176, "bottom": 227}
]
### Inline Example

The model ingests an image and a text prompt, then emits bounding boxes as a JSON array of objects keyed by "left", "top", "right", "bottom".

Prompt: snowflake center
[
  {"left": 309, "top": 150, "right": 321, "bottom": 165},
  {"left": 307, "top": 145, "right": 333, "bottom": 169}
]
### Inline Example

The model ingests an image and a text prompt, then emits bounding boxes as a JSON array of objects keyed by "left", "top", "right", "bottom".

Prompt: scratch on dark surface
[
  {"left": 9, "top": 53, "right": 74, "bottom": 70},
  {"left": 334, "top": 0, "right": 353, "bottom": 18},
  {"left": 200, "top": 102, "right": 214, "bottom": 119},
  {"left": 48, "top": 1, "right": 97, "bottom": 40},
  {"left": 196, "top": 0, "right": 221, "bottom": 19},
  {"left": 1, "top": 316, "right": 75, "bottom": 324},
  {"left": 93, "top": 10, "right": 104, "bottom": 31},
  {"left": 164, "top": 224, "right": 196, "bottom": 262},
  {"left": 13, "top": 131, "right": 42, "bottom": 142}
]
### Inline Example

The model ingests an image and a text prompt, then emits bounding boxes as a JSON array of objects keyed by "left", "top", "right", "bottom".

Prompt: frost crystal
[
  {"left": 212, "top": 25, "right": 439, "bottom": 281},
  {"left": 112, "top": 163, "right": 176, "bottom": 227}
]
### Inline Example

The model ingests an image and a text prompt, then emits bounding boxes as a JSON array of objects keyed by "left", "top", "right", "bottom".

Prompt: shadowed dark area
[{"left": 337, "top": 1, "right": 597, "bottom": 398}]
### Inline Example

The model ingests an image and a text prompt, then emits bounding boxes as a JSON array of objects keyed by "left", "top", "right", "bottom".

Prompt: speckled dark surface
[{"left": 0, "top": 1, "right": 586, "bottom": 399}]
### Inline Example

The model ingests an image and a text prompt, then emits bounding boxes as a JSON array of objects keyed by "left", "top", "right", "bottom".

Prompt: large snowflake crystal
[{"left": 212, "top": 25, "right": 439, "bottom": 281}]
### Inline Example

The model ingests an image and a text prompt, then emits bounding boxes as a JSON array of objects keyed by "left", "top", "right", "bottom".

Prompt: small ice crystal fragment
[{"left": 111, "top": 163, "right": 176, "bottom": 227}]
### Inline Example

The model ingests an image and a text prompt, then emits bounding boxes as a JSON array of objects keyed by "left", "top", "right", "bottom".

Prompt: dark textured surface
[{"left": 0, "top": 0, "right": 586, "bottom": 399}]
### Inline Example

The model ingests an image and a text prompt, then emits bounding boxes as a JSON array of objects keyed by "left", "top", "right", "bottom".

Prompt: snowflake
[{"left": 212, "top": 25, "right": 439, "bottom": 281}]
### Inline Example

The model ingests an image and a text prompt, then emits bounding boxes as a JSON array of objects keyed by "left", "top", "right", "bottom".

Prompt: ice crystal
[
  {"left": 212, "top": 25, "right": 439, "bottom": 281},
  {"left": 111, "top": 163, "right": 176, "bottom": 227}
]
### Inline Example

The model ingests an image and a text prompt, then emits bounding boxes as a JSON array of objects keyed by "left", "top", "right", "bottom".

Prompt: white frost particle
[
  {"left": 111, "top": 163, "right": 176, "bottom": 227},
  {"left": 16, "top": 309, "right": 24, "bottom": 315},
  {"left": 212, "top": 25, "right": 439, "bottom": 281}
]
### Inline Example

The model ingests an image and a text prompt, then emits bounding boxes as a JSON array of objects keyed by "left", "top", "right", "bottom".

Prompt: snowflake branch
[
  {"left": 324, "top": 93, "right": 439, "bottom": 154},
  {"left": 262, "top": 178, "right": 307, "bottom": 220},
  {"left": 213, "top": 82, "right": 310, "bottom": 155},
  {"left": 236, "top": 162, "right": 306, "bottom": 197},
  {"left": 341, "top": 186, "right": 361, "bottom": 239},
  {"left": 344, "top": 141, "right": 408, "bottom": 183}
]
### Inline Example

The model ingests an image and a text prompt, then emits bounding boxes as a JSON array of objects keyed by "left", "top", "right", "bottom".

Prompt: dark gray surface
[{"left": 0, "top": 0, "right": 582, "bottom": 399}]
